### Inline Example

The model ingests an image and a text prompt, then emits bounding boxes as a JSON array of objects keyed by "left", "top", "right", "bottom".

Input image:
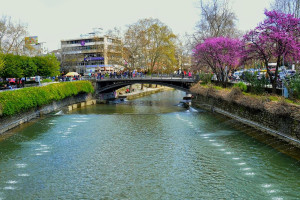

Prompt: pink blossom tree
[
  {"left": 193, "top": 37, "right": 244, "bottom": 86},
  {"left": 243, "top": 10, "right": 300, "bottom": 93}
]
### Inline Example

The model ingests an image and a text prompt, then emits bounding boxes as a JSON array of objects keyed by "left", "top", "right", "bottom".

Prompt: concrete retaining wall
[
  {"left": 0, "top": 93, "right": 95, "bottom": 135},
  {"left": 120, "top": 87, "right": 174, "bottom": 100},
  {"left": 192, "top": 94, "right": 300, "bottom": 148},
  {"left": 67, "top": 100, "right": 96, "bottom": 111}
]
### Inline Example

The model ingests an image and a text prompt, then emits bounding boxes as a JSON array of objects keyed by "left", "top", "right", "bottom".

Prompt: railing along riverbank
[{"left": 81, "top": 74, "right": 199, "bottom": 82}]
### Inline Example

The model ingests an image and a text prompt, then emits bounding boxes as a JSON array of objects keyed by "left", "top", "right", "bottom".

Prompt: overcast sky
[{"left": 0, "top": 0, "right": 273, "bottom": 51}]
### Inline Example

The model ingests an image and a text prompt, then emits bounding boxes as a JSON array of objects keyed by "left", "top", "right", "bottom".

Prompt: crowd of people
[
  {"left": 86, "top": 70, "right": 194, "bottom": 80},
  {"left": 60, "top": 75, "right": 81, "bottom": 82},
  {"left": 89, "top": 71, "right": 148, "bottom": 80},
  {"left": 0, "top": 70, "right": 195, "bottom": 91},
  {"left": 0, "top": 78, "right": 25, "bottom": 91}
]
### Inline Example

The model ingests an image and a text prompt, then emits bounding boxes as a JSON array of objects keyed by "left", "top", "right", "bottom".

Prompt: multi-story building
[
  {"left": 24, "top": 36, "right": 48, "bottom": 56},
  {"left": 61, "top": 34, "right": 123, "bottom": 74}
]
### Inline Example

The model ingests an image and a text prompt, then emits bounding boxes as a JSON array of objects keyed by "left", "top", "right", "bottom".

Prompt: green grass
[
  {"left": 213, "top": 85, "right": 224, "bottom": 90},
  {"left": 196, "top": 82, "right": 300, "bottom": 105},
  {"left": 41, "top": 78, "right": 53, "bottom": 83},
  {"left": 234, "top": 82, "right": 247, "bottom": 92},
  {"left": 268, "top": 95, "right": 299, "bottom": 104},
  {"left": 199, "top": 84, "right": 223, "bottom": 90}
]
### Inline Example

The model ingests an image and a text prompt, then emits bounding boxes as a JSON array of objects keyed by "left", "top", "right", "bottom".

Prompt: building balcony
[{"left": 61, "top": 41, "right": 105, "bottom": 48}]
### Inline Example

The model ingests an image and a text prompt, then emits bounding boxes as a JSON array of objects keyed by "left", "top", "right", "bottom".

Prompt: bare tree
[
  {"left": 271, "top": 0, "right": 300, "bottom": 18},
  {"left": 194, "top": 0, "right": 239, "bottom": 42},
  {"left": 123, "top": 18, "right": 177, "bottom": 73},
  {"left": 60, "top": 52, "right": 79, "bottom": 73},
  {"left": 123, "top": 24, "right": 145, "bottom": 71},
  {"left": 175, "top": 38, "right": 192, "bottom": 73},
  {"left": 188, "top": 0, "right": 240, "bottom": 73},
  {"left": 0, "top": 16, "right": 28, "bottom": 55},
  {"left": 106, "top": 27, "right": 122, "bottom": 38},
  {"left": 123, "top": 19, "right": 160, "bottom": 71},
  {"left": 105, "top": 27, "right": 124, "bottom": 67},
  {"left": 144, "top": 20, "right": 177, "bottom": 73}
]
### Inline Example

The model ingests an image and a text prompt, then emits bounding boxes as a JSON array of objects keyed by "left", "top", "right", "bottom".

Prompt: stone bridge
[{"left": 90, "top": 76, "right": 197, "bottom": 94}]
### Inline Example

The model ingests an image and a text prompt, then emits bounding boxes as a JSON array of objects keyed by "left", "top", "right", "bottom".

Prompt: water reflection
[{"left": 0, "top": 90, "right": 298, "bottom": 199}]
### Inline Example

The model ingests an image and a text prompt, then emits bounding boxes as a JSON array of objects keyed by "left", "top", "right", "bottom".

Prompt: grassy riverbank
[
  {"left": 191, "top": 83, "right": 300, "bottom": 148},
  {"left": 0, "top": 81, "right": 94, "bottom": 117},
  {"left": 190, "top": 83, "right": 300, "bottom": 120}
]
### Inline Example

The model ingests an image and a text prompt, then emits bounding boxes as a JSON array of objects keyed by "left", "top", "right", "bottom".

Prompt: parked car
[
  {"left": 286, "top": 70, "right": 296, "bottom": 77},
  {"left": 232, "top": 71, "right": 243, "bottom": 81}
]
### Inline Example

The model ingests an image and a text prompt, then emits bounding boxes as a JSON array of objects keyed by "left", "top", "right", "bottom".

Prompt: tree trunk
[
  {"left": 271, "top": 80, "right": 277, "bottom": 94},
  {"left": 271, "top": 57, "right": 281, "bottom": 94},
  {"left": 222, "top": 80, "right": 227, "bottom": 88},
  {"left": 265, "top": 61, "right": 276, "bottom": 94}
]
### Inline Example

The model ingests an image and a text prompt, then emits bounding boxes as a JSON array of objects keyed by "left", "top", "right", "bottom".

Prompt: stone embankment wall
[
  {"left": 192, "top": 94, "right": 300, "bottom": 148},
  {"left": 120, "top": 87, "right": 173, "bottom": 100},
  {"left": 0, "top": 94, "right": 95, "bottom": 135}
]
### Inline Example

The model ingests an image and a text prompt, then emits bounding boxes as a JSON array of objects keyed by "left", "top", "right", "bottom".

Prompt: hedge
[
  {"left": 41, "top": 78, "right": 53, "bottom": 83},
  {"left": 234, "top": 82, "right": 247, "bottom": 92},
  {"left": 0, "top": 81, "right": 94, "bottom": 117}
]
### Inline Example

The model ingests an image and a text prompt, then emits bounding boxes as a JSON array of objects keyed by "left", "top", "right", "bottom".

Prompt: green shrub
[
  {"left": 0, "top": 81, "right": 94, "bottom": 117},
  {"left": 199, "top": 72, "right": 212, "bottom": 84},
  {"left": 288, "top": 73, "right": 300, "bottom": 99},
  {"left": 41, "top": 78, "right": 52, "bottom": 83},
  {"left": 245, "top": 72, "right": 268, "bottom": 94},
  {"left": 234, "top": 82, "right": 247, "bottom": 92},
  {"left": 0, "top": 81, "right": 9, "bottom": 87}
]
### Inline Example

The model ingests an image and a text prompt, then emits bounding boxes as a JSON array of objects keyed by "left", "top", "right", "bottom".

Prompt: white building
[
  {"left": 61, "top": 34, "right": 123, "bottom": 74},
  {"left": 24, "top": 36, "right": 47, "bottom": 56}
]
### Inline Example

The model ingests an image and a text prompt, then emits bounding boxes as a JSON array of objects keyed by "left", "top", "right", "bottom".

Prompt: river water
[{"left": 0, "top": 90, "right": 299, "bottom": 199}]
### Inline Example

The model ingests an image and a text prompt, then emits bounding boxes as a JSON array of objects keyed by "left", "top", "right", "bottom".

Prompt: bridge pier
[
  {"left": 96, "top": 91, "right": 117, "bottom": 103},
  {"left": 181, "top": 93, "right": 192, "bottom": 108}
]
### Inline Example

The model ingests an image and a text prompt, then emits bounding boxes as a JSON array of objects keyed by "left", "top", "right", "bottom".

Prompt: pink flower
[{"left": 193, "top": 37, "right": 244, "bottom": 82}]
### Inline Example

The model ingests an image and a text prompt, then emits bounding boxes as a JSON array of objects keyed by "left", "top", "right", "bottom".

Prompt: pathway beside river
[{"left": 118, "top": 85, "right": 173, "bottom": 100}]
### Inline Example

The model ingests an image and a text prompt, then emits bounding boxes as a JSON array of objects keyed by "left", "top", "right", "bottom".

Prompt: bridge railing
[{"left": 81, "top": 74, "right": 199, "bottom": 81}]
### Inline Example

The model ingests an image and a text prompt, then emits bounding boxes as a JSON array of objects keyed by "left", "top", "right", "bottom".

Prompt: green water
[{"left": 0, "top": 90, "right": 299, "bottom": 199}]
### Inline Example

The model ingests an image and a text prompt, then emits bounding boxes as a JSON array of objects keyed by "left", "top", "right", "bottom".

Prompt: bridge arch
[{"left": 94, "top": 78, "right": 195, "bottom": 93}]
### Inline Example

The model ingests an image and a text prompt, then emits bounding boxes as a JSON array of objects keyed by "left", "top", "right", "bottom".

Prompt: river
[{"left": 0, "top": 90, "right": 299, "bottom": 199}]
